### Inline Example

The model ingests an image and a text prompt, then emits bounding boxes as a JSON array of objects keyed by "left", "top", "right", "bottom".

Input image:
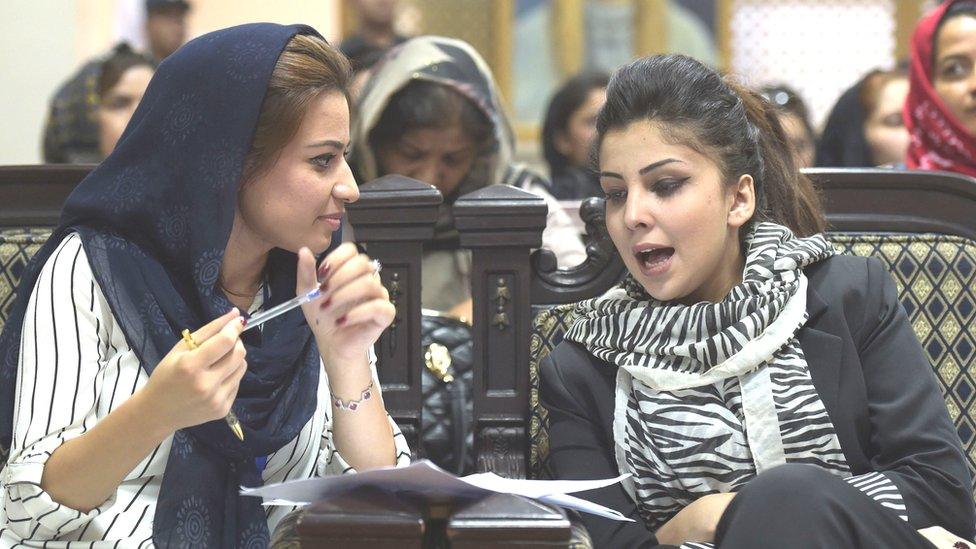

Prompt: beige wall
[
  {"left": 0, "top": 0, "right": 341, "bottom": 165},
  {"left": 0, "top": 1, "right": 79, "bottom": 164},
  {"left": 186, "top": 1, "right": 341, "bottom": 44}
]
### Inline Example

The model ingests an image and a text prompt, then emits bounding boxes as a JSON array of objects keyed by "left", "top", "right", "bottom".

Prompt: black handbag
[{"left": 420, "top": 311, "right": 474, "bottom": 475}]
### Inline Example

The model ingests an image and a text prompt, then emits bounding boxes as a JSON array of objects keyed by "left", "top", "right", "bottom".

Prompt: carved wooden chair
[
  {"left": 0, "top": 164, "right": 92, "bottom": 329},
  {"left": 274, "top": 178, "right": 578, "bottom": 547},
  {"left": 812, "top": 168, "right": 976, "bottom": 494}
]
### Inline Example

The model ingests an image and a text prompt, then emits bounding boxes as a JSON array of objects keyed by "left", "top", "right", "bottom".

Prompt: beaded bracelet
[{"left": 331, "top": 379, "right": 374, "bottom": 411}]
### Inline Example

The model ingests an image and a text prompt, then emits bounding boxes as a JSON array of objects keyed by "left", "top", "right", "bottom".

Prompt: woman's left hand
[{"left": 297, "top": 243, "right": 395, "bottom": 364}]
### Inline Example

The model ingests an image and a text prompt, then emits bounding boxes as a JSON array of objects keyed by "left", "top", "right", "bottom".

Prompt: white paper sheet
[
  {"left": 240, "top": 459, "right": 632, "bottom": 522},
  {"left": 461, "top": 471, "right": 631, "bottom": 499},
  {"left": 538, "top": 493, "right": 634, "bottom": 522}
]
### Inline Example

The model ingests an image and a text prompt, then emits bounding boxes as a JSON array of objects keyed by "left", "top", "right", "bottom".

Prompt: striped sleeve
[
  {"left": 845, "top": 471, "right": 908, "bottom": 521},
  {"left": 317, "top": 346, "right": 411, "bottom": 476},
  {"left": 1, "top": 234, "right": 117, "bottom": 540},
  {"left": 680, "top": 543, "right": 716, "bottom": 548}
]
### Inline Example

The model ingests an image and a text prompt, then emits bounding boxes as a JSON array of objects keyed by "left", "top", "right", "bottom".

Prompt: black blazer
[{"left": 540, "top": 254, "right": 976, "bottom": 548}]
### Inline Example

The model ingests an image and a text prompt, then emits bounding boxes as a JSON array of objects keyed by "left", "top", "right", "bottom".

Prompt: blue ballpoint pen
[
  {"left": 229, "top": 259, "right": 380, "bottom": 437},
  {"left": 242, "top": 258, "right": 381, "bottom": 332},
  {"left": 242, "top": 283, "right": 327, "bottom": 332},
  {"left": 217, "top": 284, "right": 325, "bottom": 441}
]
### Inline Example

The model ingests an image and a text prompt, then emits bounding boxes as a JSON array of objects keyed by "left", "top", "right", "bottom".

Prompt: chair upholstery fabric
[
  {"left": 832, "top": 232, "right": 976, "bottom": 497},
  {"left": 0, "top": 228, "right": 52, "bottom": 329},
  {"left": 529, "top": 303, "right": 576, "bottom": 481}
]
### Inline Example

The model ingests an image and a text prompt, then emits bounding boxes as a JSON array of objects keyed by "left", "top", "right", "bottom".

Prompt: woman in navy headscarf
[{"left": 0, "top": 23, "right": 409, "bottom": 547}]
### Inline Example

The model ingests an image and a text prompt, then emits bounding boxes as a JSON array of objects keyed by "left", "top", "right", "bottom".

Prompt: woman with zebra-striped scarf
[{"left": 540, "top": 54, "right": 975, "bottom": 548}]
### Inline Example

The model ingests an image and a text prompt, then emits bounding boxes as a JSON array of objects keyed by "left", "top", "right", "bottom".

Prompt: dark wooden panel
[
  {"left": 455, "top": 185, "right": 547, "bottom": 479},
  {"left": 530, "top": 197, "right": 627, "bottom": 306},
  {"left": 0, "top": 164, "right": 94, "bottom": 226},
  {"left": 347, "top": 175, "right": 442, "bottom": 453},
  {"left": 806, "top": 168, "right": 976, "bottom": 238},
  {"left": 446, "top": 493, "right": 572, "bottom": 548},
  {"left": 272, "top": 489, "right": 426, "bottom": 548}
]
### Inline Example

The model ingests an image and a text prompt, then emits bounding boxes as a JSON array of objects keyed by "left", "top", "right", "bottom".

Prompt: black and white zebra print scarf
[{"left": 564, "top": 223, "right": 850, "bottom": 530}]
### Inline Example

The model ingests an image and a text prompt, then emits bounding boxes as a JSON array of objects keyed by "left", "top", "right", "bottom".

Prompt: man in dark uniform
[{"left": 339, "top": 0, "right": 407, "bottom": 72}]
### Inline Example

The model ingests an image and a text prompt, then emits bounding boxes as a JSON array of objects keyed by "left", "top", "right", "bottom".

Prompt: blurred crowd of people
[{"left": 35, "top": 0, "right": 976, "bottom": 315}]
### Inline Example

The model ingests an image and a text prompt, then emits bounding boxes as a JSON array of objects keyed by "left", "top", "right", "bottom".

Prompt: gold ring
[{"left": 181, "top": 329, "right": 199, "bottom": 350}]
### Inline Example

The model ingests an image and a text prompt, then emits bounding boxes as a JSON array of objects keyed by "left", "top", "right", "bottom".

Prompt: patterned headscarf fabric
[
  {"left": 350, "top": 36, "right": 544, "bottom": 247},
  {"left": 905, "top": 0, "right": 976, "bottom": 178},
  {"left": 0, "top": 23, "right": 337, "bottom": 547},
  {"left": 564, "top": 223, "right": 849, "bottom": 529},
  {"left": 42, "top": 58, "right": 104, "bottom": 164}
]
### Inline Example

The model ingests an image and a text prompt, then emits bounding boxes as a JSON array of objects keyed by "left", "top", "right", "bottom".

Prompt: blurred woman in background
[
  {"left": 906, "top": 0, "right": 976, "bottom": 177},
  {"left": 817, "top": 66, "right": 910, "bottom": 168},
  {"left": 96, "top": 44, "right": 155, "bottom": 159},
  {"left": 761, "top": 84, "right": 816, "bottom": 168},
  {"left": 351, "top": 36, "right": 586, "bottom": 317},
  {"left": 542, "top": 71, "right": 609, "bottom": 199}
]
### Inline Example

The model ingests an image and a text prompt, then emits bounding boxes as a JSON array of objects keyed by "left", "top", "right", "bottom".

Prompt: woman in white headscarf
[{"left": 351, "top": 36, "right": 586, "bottom": 317}]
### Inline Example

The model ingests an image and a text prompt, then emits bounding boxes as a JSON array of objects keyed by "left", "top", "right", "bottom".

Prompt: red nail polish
[
  {"left": 319, "top": 297, "right": 332, "bottom": 310},
  {"left": 318, "top": 281, "right": 328, "bottom": 292},
  {"left": 240, "top": 317, "right": 247, "bottom": 327},
  {"left": 335, "top": 315, "right": 347, "bottom": 326},
  {"left": 318, "top": 262, "right": 330, "bottom": 278}
]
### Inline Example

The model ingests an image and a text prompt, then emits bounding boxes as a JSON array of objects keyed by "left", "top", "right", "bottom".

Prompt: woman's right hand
[{"left": 142, "top": 309, "right": 247, "bottom": 434}]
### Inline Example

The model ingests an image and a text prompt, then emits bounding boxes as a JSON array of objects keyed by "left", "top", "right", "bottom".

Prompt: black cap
[{"left": 145, "top": 0, "right": 190, "bottom": 14}]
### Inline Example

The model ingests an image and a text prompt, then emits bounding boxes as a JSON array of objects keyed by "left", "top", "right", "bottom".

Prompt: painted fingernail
[
  {"left": 318, "top": 280, "right": 328, "bottom": 292},
  {"left": 319, "top": 297, "right": 332, "bottom": 310},
  {"left": 239, "top": 317, "right": 247, "bottom": 327},
  {"left": 317, "top": 262, "right": 330, "bottom": 279},
  {"left": 335, "top": 315, "right": 347, "bottom": 327}
]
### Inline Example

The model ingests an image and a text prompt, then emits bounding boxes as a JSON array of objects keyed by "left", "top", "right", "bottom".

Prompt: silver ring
[{"left": 369, "top": 259, "right": 382, "bottom": 276}]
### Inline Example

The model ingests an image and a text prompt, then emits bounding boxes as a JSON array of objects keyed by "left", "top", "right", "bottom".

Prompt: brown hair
[
  {"left": 596, "top": 54, "right": 826, "bottom": 237},
  {"left": 729, "top": 80, "right": 826, "bottom": 236},
  {"left": 241, "top": 33, "right": 352, "bottom": 184},
  {"left": 859, "top": 66, "right": 908, "bottom": 118},
  {"left": 98, "top": 44, "right": 156, "bottom": 100},
  {"left": 368, "top": 80, "right": 496, "bottom": 158}
]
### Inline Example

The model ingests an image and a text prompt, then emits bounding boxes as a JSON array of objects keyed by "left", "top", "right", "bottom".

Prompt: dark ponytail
[
  {"left": 596, "top": 54, "right": 825, "bottom": 237},
  {"left": 728, "top": 79, "right": 826, "bottom": 236}
]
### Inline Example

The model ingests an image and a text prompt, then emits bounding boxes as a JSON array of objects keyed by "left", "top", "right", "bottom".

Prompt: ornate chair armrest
[
  {"left": 446, "top": 493, "right": 573, "bottom": 548},
  {"left": 271, "top": 488, "right": 425, "bottom": 549}
]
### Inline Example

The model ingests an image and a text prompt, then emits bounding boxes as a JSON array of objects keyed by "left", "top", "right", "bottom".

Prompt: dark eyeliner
[
  {"left": 652, "top": 176, "right": 690, "bottom": 196},
  {"left": 311, "top": 153, "right": 336, "bottom": 169}
]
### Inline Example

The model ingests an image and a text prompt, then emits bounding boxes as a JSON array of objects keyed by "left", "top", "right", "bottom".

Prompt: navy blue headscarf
[{"left": 0, "top": 23, "right": 338, "bottom": 547}]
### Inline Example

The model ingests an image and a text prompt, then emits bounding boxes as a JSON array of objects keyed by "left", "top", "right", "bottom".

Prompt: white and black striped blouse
[{"left": 0, "top": 233, "right": 411, "bottom": 547}]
